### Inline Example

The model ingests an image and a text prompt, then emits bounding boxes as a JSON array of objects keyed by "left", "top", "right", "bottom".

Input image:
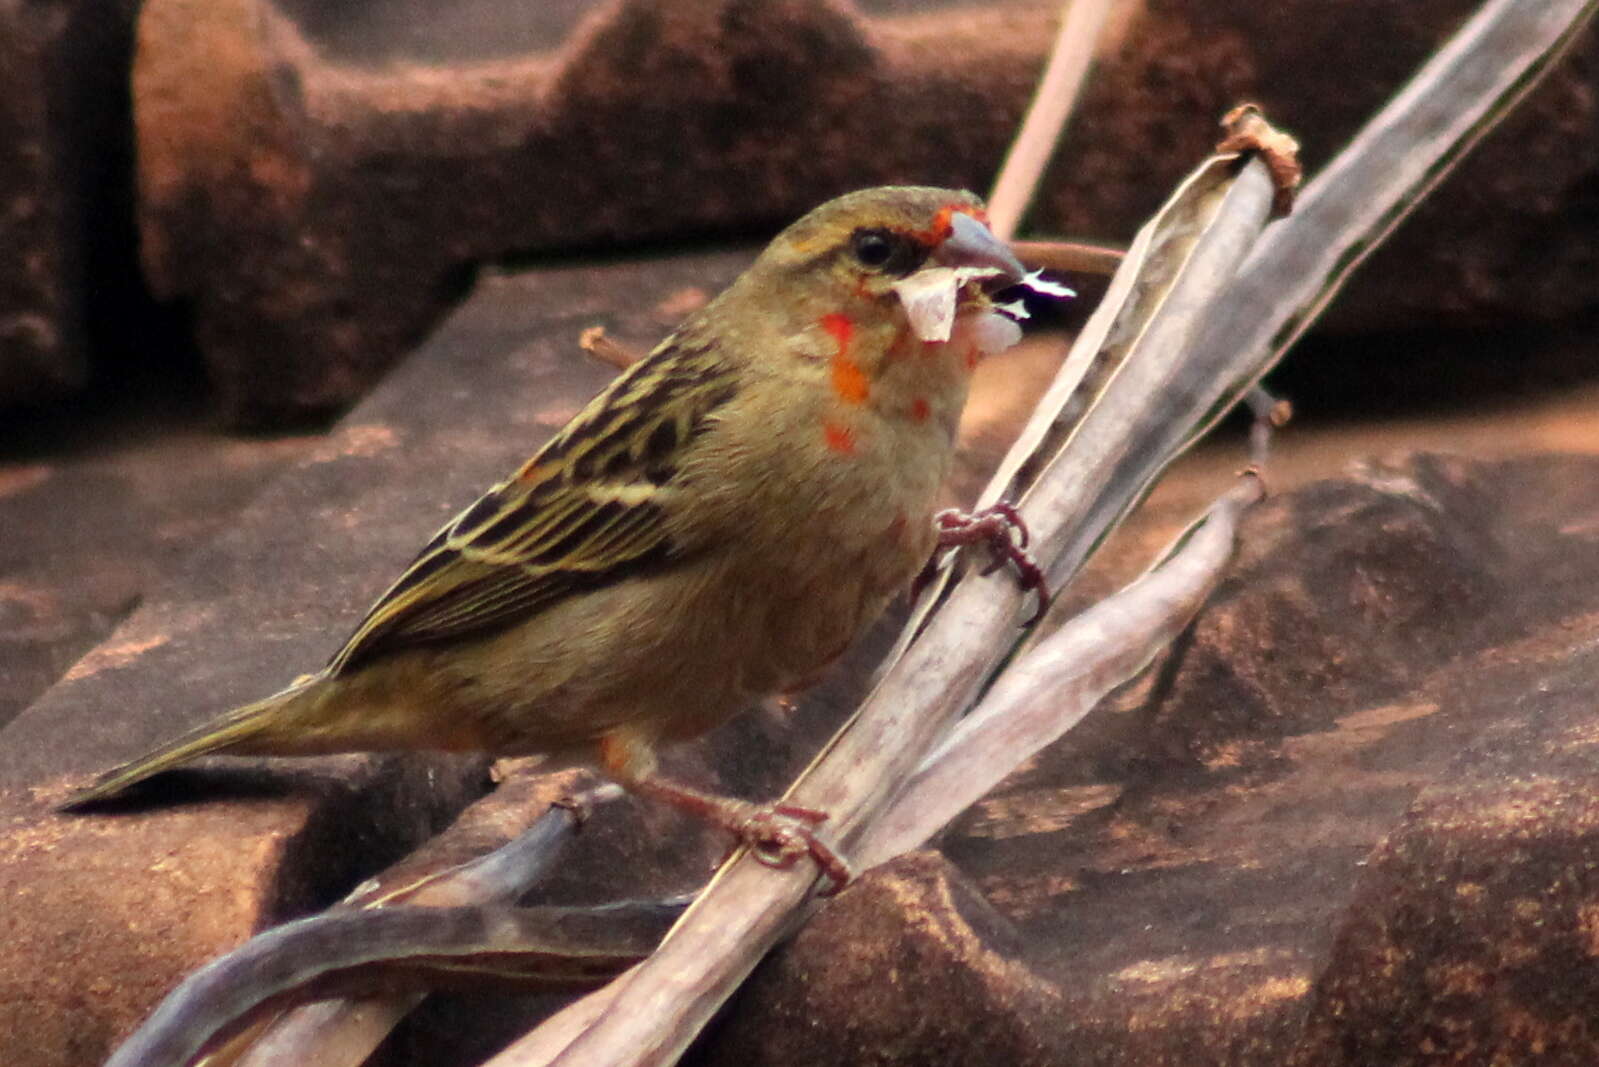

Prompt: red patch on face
[
  {"left": 823, "top": 421, "right": 856, "bottom": 455},
  {"left": 821, "top": 313, "right": 869, "bottom": 405},
  {"left": 910, "top": 396, "right": 930, "bottom": 422},
  {"left": 909, "top": 202, "right": 982, "bottom": 246},
  {"left": 964, "top": 342, "right": 982, "bottom": 371},
  {"left": 820, "top": 312, "right": 854, "bottom": 347}
]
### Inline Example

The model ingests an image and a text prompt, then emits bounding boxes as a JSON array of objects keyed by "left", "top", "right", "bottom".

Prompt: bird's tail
[{"left": 60, "top": 678, "right": 323, "bottom": 810}]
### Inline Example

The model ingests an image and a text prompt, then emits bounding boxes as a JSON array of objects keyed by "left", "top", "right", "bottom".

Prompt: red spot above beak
[
  {"left": 910, "top": 396, "right": 930, "bottom": 422},
  {"left": 823, "top": 421, "right": 857, "bottom": 455},
  {"left": 909, "top": 205, "right": 960, "bottom": 246}
]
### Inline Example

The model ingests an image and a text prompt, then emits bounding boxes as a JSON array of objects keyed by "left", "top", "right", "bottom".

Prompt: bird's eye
[{"left": 849, "top": 228, "right": 901, "bottom": 270}]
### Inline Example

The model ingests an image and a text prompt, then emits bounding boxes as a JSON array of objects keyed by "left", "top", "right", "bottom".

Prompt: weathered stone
[
  {"left": 1165, "top": 0, "right": 1599, "bottom": 335},
  {"left": 132, "top": 0, "right": 1599, "bottom": 425},
  {"left": 0, "top": 0, "right": 143, "bottom": 407},
  {"left": 0, "top": 394, "right": 313, "bottom": 733},
  {"left": 131, "top": 0, "right": 1046, "bottom": 424},
  {"left": 0, "top": 250, "right": 762, "bottom": 1067},
  {"left": 703, "top": 852, "right": 1068, "bottom": 1067},
  {"left": 696, "top": 453, "right": 1599, "bottom": 1066},
  {"left": 1291, "top": 645, "right": 1599, "bottom": 1066}
]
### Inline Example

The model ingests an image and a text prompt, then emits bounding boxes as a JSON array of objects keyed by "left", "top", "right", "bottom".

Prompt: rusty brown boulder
[
  {"left": 0, "top": 0, "right": 144, "bottom": 408},
  {"left": 133, "top": 0, "right": 1599, "bottom": 425},
  {"left": 703, "top": 453, "right": 1599, "bottom": 1066}
]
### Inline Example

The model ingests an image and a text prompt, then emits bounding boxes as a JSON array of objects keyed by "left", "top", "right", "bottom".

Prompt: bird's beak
[{"left": 935, "top": 212, "right": 1026, "bottom": 288}]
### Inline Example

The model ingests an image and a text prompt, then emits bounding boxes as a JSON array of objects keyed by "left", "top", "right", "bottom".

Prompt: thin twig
[
  {"left": 986, "top": 0, "right": 1119, "bottom": 240},
  {"left": 579, "top": 327, "right": 643, "bottom": 370},
  {"left": 1010, "top": 238, "right": 1126, "bottom": 277}
]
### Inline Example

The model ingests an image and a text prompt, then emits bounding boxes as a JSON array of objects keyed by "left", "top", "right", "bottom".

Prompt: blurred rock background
[{"left": 2, "top": 1, "right": 1599, "bottom": 1065}]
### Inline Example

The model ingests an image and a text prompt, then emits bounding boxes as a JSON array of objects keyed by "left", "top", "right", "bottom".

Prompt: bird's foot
[
  {"left": 927, "top": 502, "right": 1049, "bottom": 624},
  {"left": 630, "top": 773, "right": 853, "bottom": 895},
  {"left": 736, "top": 803, "right": 854, "bottom": 895}
]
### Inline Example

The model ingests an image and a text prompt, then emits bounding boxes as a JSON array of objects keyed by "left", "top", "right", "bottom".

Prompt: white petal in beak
[{"left": 891, "top": 212, "right": 1071, "bottom": 345}]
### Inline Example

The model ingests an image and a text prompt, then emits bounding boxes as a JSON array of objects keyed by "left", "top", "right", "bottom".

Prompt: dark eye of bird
[{"left": 848, "top": 228, "right": 923, "bottom": 274}]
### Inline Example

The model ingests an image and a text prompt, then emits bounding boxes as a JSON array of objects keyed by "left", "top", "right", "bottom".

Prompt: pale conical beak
[{"left": 936, "top": 212, "right": 1026, "bottom": 287}]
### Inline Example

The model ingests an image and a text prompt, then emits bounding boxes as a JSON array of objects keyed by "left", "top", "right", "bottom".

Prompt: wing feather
[{"left": 326, "top": 336, "right": 735, "bottom": 674}]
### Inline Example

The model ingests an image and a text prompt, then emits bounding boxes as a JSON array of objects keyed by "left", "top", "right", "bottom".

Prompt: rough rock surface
[
  {"left": 131, "top": 0, "right": 1599, "bottom": 424},
  {"left": 0, "top": 383, "right": 313, "bottom": 733},
  {"left": 0, "top": 250, "right": 761, "bottom": 1067},
  {"left": 0, "top": 0, "right": 144, "bottom": 407},
  {"left": 702, "top": 453, "right": 1599, "bottom": 1066}
]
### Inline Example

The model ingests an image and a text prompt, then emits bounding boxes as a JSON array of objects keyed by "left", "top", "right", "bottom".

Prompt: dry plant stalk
[
  {"left": 985, "top": 0, "right": 1119, "bottom": 240},
  {"left": 862, "top": 469, "right": 1264, "bottom": 863},
  {"left": 1010, "top": 238, "right": 1125, "bottom": 276}
]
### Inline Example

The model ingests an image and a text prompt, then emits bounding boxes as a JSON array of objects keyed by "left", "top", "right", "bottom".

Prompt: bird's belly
[{"left": 427, "top": 508, "right": 925, "bottom": 756}]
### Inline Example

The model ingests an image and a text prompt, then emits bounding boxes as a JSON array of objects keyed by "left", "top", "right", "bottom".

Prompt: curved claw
[
  {"left": 927, "top": 503, "right": 1050, "bottom": 626},
  {"left": 741, "top": 806, "right": 853, "bottom": 895}
]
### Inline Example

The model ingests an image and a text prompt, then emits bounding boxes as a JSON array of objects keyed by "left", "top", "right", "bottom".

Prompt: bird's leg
[
  {"left": 916, "top": 503, "right": 1050, "bottom": 624},
  {"left": 598, "top": 734, "right": 853, "bottom": 894}
]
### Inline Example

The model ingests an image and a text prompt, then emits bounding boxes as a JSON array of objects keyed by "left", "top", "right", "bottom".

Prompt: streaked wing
[{"left": 327, "top": 335, "right": 735, "bottom": 674}]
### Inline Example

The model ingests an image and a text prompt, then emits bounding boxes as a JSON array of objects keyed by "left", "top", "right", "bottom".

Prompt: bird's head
[{"left": 740, "top": 186, "right": 1033, "bottom": 349}]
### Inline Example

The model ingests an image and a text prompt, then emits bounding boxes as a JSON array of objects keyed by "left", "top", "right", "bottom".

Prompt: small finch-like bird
[{"left": 67, "top": 187, "right": 1062, "bottom": 885}]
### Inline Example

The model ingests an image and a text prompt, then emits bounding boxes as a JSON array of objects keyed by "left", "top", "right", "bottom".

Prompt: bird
[{"left": 64, "top": 186, "right": 1057, "bottom": 888}]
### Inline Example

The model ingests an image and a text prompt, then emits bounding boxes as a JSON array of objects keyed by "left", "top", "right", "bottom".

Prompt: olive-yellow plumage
[{"left": 67, "top": 186, "right": 1032, "bottom": 877}]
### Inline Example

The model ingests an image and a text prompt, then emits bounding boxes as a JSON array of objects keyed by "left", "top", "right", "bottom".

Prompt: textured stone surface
[
  {"left": 700, "top": 453, "right": 1599, "bottom": 1066},
  {"left": 701, "top": 852, "right": 1069, "bottom": 1067},
  {"left": 1292, "top": 644, "right": 1599, "bottom": 1066},
  {"left": 131, "top": 0, "right": 1599, "bottom": 425},
  {"left": 0, "top": 249, "right": 759, "bottom": 1067},
  {"left": 0, "top": 382, "right": 313, "bottom": 733},
  {"left": 0, "top": 0, "right": 144, "bottom": 407},
  {"left": 132, "top": 0, "right": 1048, "bottom": 423}
]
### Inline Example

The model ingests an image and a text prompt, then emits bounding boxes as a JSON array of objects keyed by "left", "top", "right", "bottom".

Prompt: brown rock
[
  {"left": 0, "top": 758, "right": 478, "bottom": 1067},
  {"left": 133, "top": 0, "right": 1599, "bottom": 426},
  {"left": 1292, "top": 646, "right": 1599, "bottom": 1066},
  {"left": 0, "top": 248, "right": 883, "bottom": 1067},
  {"left": 687, "top": 453, "right": 1599, "bottom": 1066},
  {"left": 0, "top": 0, "right": 144, "bottom": 407},
  {"left": 1169, "top": 0, "right": 1599, "bottom": 334},
  {"left": 704, "top": 852, "right": 1068, "bottom": 1067},
  {"left": 131, "top": 0, "right": 1045, "bottom": 424}
]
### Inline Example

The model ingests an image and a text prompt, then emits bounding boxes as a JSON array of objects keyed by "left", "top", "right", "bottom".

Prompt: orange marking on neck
[
  {"left": 910, "top": 396, "right": 930, "bottom": 422},
  {"left": 821, "top": 312, "right": 869, "bottom": 405},
  {"left": 822, "top": 421, "right": 856, "bottom": 455},
  {"left": 832, "top": 358, "right": 869, "bottom": 405}
]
